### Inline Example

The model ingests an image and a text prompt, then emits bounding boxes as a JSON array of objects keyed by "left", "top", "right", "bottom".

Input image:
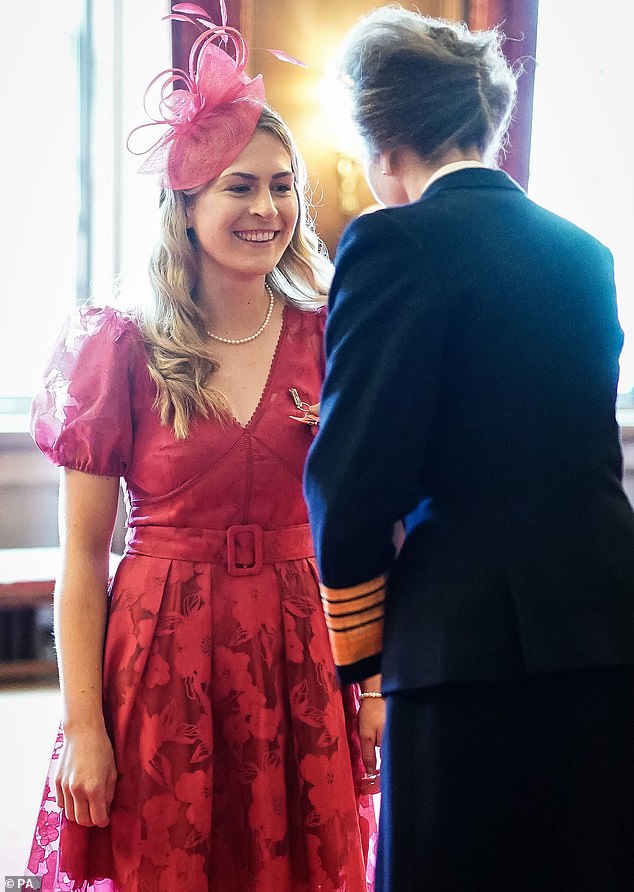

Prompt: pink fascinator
[{"left": 127, "top": 3, "right": 304, "bottom": 191}]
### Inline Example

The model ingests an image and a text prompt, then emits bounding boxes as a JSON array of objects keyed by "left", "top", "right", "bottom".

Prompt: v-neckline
[{"left": 230, "top": 303, "right": 288, "bottom": 431}]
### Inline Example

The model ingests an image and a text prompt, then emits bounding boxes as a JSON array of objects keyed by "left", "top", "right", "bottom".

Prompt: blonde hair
[{"left": 140, "top": 106, "right": 332, "bottom": 439}]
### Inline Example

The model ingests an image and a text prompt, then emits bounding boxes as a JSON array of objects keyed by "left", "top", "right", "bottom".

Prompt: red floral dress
[{"left": 27, "top": 305, "right": 377, "bottom": 892}]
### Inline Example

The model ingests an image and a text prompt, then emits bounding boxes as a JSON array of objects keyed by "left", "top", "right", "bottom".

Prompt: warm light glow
[
  {"left": 317, "top": 65, "right": 365, "bottom": 160},
  {"left": 336, "top": 154, "right": 362, "bottom": 215},
  {"left": 314, "top": 64, "right": 366, "bottom": 216}
]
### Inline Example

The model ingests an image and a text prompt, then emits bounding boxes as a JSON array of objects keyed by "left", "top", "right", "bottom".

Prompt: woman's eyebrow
[{"left": 221, "top": 170, "right": 294, "bottom": 181}]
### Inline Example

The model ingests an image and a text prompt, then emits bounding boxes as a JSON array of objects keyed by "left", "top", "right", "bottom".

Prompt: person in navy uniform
[{"left": 304, "top": 7, "right": 634, "bottom": 891}]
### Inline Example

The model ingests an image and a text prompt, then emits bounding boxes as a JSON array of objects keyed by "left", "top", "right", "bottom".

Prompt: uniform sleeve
[
  {"left": 304, "top": 210, "right": 448, "bottom": 682},
  {"left": 30, "top": 306, "right": 143, "bottom": 477}
]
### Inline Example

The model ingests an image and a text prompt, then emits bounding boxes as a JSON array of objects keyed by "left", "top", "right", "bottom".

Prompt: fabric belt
[{"left": 126, "top": 523, "right": 314, "bottom": 577}]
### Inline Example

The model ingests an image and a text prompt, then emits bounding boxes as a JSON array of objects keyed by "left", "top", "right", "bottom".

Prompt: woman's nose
[{"left": 249, "top": 188, "right": 277, "bottom": 217}]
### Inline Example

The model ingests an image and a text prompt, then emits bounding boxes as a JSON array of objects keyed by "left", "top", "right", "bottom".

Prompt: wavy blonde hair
[{"left": 139, "top": 106, "right": 332, "bottom": 439}]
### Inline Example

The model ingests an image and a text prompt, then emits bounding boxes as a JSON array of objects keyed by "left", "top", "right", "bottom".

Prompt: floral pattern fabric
[{"left": 27, "top": 306, "right": 376, "bottom": 891}]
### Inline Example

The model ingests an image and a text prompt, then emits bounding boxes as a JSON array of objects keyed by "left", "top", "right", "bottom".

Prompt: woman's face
[{"left": 186, "top": 130, "right": 299, "bottom": 279}]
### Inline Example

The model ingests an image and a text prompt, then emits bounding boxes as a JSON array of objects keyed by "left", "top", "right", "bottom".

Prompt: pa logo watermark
[{"left": 4, "top": 878, "right": 42, "bottom": 890}]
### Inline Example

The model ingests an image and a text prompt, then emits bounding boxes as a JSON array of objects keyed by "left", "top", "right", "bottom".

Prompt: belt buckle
[{"left": 226, "top": 524, "right": 263, "bottom": 576}]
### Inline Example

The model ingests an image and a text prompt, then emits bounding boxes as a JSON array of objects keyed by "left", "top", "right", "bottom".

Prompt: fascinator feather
[{"left": 127, "top": 3, "right": 304, "bottom": 191}]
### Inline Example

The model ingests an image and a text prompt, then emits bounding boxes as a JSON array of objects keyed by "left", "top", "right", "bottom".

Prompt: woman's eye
[
  {"left": 228, "top": 185, "right": 250, "bottom": 194},
  {"left": 273, "top": 183, "right": 293, "bottom": 194}
]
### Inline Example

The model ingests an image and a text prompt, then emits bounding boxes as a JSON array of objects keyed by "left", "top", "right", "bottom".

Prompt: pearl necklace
[{"left": 207, "top": 283, "right": 276, "bottom": 345}]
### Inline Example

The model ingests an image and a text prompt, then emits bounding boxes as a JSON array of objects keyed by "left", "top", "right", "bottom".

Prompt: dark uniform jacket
[{"left": 304, "top": 167, "right": 634, "bottom": 689}]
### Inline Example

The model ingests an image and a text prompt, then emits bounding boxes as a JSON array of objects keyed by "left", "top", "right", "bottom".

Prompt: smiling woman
[
  {"left": 25, "top": 8, "right": 377, "bottom": 891},
  {"left": 141, "top": 105, "right": 332, "bottom": 439}
]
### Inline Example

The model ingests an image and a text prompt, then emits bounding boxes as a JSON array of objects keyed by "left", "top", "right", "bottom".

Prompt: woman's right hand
[{"left": 55, "top": 724, "right": 118, "bottom": 827}]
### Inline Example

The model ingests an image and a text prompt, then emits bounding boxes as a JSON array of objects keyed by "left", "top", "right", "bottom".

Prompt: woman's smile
[{"left": 234, "top": 229, "right": 279, "bottom": 242}]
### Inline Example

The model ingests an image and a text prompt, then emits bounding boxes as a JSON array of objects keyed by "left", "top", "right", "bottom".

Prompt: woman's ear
[
  {"left": 378, "top": 152, "right": 393, "bottom": 177},
  {"left": 378, "top": 150, "right": 401, "bottom": 177}
]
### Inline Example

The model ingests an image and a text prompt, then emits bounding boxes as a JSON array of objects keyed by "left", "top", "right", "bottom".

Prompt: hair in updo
[{"left": 337, "top": 5, "right": 517, "bottom": 165}]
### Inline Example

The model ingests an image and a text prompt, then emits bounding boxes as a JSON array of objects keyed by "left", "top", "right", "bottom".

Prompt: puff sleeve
[{"left": 30, "top": 306, "right": 144, "bottom": 477}]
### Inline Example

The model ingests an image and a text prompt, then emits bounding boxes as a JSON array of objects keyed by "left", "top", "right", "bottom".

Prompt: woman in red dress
[{"left": 27, "top": 10, "right": 378, "bottom": 890}]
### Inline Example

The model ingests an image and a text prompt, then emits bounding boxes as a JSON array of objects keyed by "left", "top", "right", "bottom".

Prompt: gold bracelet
[{"left": 359, "top": 691, "right": 383, "bottom": 699}]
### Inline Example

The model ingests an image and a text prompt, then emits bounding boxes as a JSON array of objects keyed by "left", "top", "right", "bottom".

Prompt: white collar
[{"left": 420, "top": 160, "right": 489, "bottom": 196}]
